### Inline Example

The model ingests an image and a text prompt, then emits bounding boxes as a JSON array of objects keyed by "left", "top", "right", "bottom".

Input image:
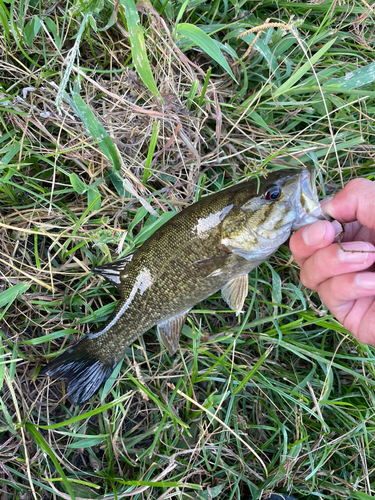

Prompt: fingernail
[
  {"left": 338, "top": 242, "right": 370, "bottom": 263},
  {"left": 321, "top": 197, "right": 336, "bottom": 219},
  {"left": 302, "top": 221, "right": 327, "bottom": 246},
  {"left": 320, "top": 196, "right": 333, "bottom": 207},
  {"left": 355, "top": 273, "right": 375, "bottom": 290}
]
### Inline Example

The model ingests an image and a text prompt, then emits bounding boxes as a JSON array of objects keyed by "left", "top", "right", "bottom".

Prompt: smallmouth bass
[{"left": 41, "top": 168, "right": 324, "bottom": 404}]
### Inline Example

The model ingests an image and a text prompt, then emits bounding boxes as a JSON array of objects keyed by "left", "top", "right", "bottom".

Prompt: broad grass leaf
[
  {"left": 20, "top": 329, "right": 81, "bottom": 345},
  {"left": 69, "top": 174, "right": 101, "bottom": 211},
  {"left": 69, "top": 173, "right": 87, "bottom": 194},
  {"left": 69, "top": 92, "right": 121, "bottom": 172},
  {"left": 87, "top": 187, "right": 101, "bottom": 211},
  {"left": 120, "top": 0, "right": 161, "bottom": 99},
  {"left": 100, "top": 359, "right": 123, "bottom": 402},
  {"left": 0, "top": 2, "right": 10, "bottom": 42},
  {"left": 177, "top": 23, "right": 237, "bottom": 82},
  {"left": 285, "top": 283, "right": 306, "bottom": 309},
  {"left": 108, "top": 169, "right": 125, "bottom": 197},
  {"left": 266, "top": 262, "right": 282, "bottom": 307},
  {"left": 37, "top": 393, "right": 132, "bottom": 429},
  {"left": 0, "top": 283, "right": 30, "bottom": 309},
  {"left": 23, "top": 15, "right": 41, "bottom": 46},
  {"left": 326, "top": 60, "right": 375, "bottom": 89},
  {"left": 0, "top": 397, "right": 16, "bottom": 433},
  {"left": 128, "top": 205, "right": 148, "bottom": 234},
  {"left": 273, "top": 34, "right": 296, "bottom": 59},
  {"left": 246, "top": 109, "right": 275, "bottom": 135},
  {"left": 143, "top": 119, "right": 160, "bottom": 184},
  {"left": 234, "top": 31, "right": 277, "bottom": 73},
  {"left": 68, "top": 436, "right": 106, "bottom": 449},
  {"left": 0, "top": 143, "right": 21, "bottom": 165},
  {"left": 198, "top": 484, "right": 225, "bottom": 499},
  {"left": 175, "top": 0, "right": 189, "bottom": 26},
  {"left": 350, "top": 493, "right": 375, "bottom": 500},
  {"left": 44, "top": 17, "right": 61, "bottom": 49}
]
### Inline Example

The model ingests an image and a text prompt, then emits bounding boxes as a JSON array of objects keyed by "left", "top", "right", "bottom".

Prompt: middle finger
[{"left": 300, "top": 241, "right": 375, "bottom": 291}]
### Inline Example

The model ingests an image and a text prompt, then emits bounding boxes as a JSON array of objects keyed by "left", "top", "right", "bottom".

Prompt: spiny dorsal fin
[
  {"left": 93, "top": 254, "right": 134, "bottom": 295},
  {"left": 221, "top": 274, "right": 248, "bottom": 315},
  {"left": 157, "top": 309, "right": 190, "bottom": 354}
]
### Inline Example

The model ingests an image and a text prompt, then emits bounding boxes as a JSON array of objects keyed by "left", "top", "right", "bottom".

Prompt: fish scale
[{"left": 41, "top": 167, "right": 325, "bottom": 404}]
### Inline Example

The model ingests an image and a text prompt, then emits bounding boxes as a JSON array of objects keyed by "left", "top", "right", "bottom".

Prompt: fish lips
[
  {"left": 291, "top": 168, "right": 327, "bottom": 231},
  {"left": 291, "top": 208, "right": 328, "bottom": 231}
]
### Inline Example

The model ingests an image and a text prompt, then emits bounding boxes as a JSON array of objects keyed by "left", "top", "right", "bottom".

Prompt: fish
[{"left": 41, "top": 167, "right": 324, "bottom": 404}]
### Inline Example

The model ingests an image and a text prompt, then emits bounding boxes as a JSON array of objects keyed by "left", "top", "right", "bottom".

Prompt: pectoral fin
[
  {"left": 192, "top": 252, "right": 232, "bottom": 278},
  {"left": 93, "top": 254, "right": 134, "bottom": 295},
  {"left": 157, "top": 309, "right": 190, "bottom": 354},
  {"left": 221, "top": 274, "right": 248, "bottom": 315}
]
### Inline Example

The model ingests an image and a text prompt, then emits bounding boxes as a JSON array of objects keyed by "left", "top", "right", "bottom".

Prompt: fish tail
[{"left": 40, "top": 336, "right": 116, "bottom": 405}]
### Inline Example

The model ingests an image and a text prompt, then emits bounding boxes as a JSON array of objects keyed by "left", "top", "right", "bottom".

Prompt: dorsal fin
[{"left": 92, "top": 254, "right": 134, "bottom": 295}]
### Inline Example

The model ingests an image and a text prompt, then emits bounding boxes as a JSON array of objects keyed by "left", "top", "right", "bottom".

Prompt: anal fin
[
  {"left": 221, "top": 274, "right": 248, "bottom": 315},
  {"left": 157, "top": 309, "right": 190, "bottom": 354}
]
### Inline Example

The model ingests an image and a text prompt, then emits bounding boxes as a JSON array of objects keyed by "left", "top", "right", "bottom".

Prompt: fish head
[{"left": 238, "top": 168, "right": 324, "bottom": 253}]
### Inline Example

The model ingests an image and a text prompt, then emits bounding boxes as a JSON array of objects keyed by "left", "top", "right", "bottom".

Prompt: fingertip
[
  {"left": 301, "top": 220, "right": 335, "bottom": 247},
  {"left": 355, "top": 272, "right": 375, "bottom": 290},
  {"left": 290, "top": 220, "right": 336, "bottom": 266},
  {"left": 321, "top": 199, "right": 336, "bottom": 220},
  {"left": 320, "top": 178, "right": 375, "bottom": 227}
]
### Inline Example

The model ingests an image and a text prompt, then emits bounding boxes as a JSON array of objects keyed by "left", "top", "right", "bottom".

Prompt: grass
[{"left": 1, "top": 0, "right": 375, "bottom": 498}]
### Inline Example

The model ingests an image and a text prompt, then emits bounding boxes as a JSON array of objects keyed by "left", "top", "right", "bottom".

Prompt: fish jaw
[{"left": 290, "top": 168, "right": 326, "bottom": 231}]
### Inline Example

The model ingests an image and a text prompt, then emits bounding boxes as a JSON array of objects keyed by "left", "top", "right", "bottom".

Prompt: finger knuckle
[
  {"left": 346, "top": 177, "right": 372, "bottom": 190},
  {"left": 300, "top": 268, "right": 317, "bottom": 290}
]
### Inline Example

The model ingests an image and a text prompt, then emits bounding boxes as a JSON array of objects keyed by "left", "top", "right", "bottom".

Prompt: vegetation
[{"left": 1, "top": 0, "right": 375, "bottom": 498}]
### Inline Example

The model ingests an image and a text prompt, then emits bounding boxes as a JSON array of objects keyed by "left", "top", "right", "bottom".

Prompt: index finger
[
  {"left": 323, "top": 178, "right": 375, "bottom": 228},
  {"left": 290, "top": 220, "right": 336, "bottom": 266}
]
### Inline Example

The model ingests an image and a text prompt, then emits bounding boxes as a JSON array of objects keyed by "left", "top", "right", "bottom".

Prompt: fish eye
[{"left": 265, "top": 186, "right": 282, "bottom": 201}]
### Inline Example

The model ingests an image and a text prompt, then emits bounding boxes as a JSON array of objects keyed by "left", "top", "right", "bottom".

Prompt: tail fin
[{"left": 40, "top": 337, "right": 116, "bottom": 405}]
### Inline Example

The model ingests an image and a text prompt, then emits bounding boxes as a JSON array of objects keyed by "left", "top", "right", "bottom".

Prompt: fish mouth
[{"left": 291, "top": 168, "right": 327, "bottom": 230}]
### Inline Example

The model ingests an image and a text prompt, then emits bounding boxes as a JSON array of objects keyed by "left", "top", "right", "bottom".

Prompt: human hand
[{"left": 289, "top": 178, "right": 375, "bottom": 346}]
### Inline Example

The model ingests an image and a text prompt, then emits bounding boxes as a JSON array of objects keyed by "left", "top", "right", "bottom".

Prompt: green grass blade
[
  {"left": 120, "top": 0, "right": 161, "bottom": 100},
  {"left": 0, "top": 341, "right": 4, "bottom": 392},
  {"left": 0, "top": 283, "right": 30, "bottom": 309},
  {"left": 177, "top": 23, "right": 237, "bottom": 82},
  {"left": 25, "top": 423, "right": 76, "bottom": 500},
  {"left": 143, "top": 119, "right": 160, "bottom": 184},
  {"left": 0, "top": 0, "right": 10, "bottom": 42},
  {"left": 36, "top": 393, "right": 132, "bottom": 429},
  {"left": 67, "top": 92, "right": 121, "bottom": 172},
  {"left": 126, "top": 372, "right": 190, "bottom": 432},
  {"left": 274, "top": 37, "right": 337, "bottom": 97}
]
